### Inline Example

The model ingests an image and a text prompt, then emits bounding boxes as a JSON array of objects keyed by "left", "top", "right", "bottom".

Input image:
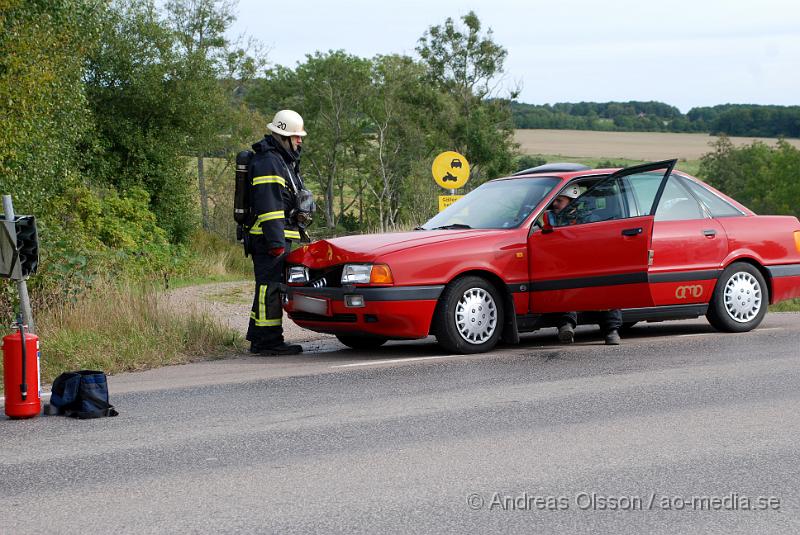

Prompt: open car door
[{"left": 528, "top": 159, "right": 677, "bottom": 313}]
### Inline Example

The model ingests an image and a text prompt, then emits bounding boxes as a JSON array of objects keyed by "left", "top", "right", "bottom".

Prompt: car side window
[
  {"left": 654, "top": 175, "right": 705, "bottom": 221},
  {"left": 681, "top": 177, "right": 745, "bottom": 217},
  {"left": 625, "top": 172, "right": 663, "bottom": 216},
  {"left": 554, "top": 178, "right": 628, "bottom": 226}
]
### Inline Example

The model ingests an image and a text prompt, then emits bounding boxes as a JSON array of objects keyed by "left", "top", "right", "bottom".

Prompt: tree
[
  {"left": 0, "top": 0, "right": 101, "bottom": 212},
  {"left": 416, "top": 11, "right": 516, "bottom": 183},
  {"left": 417, "top": 11, "right": 507, "bottom": 107},
  {"left": 83, "top": 0, "right": 258, "bottom": 242},
  {"left": 699, "top": 136, "right": 800, "bottom": 218},
  {"left": 166, "top": 0, "right": 260, "bottom": 230},
  {"left": 248, "top": 52, "right": 373, "bottom": 229},
  {"left": 363, "top": 55, "right": 443, "bottom": 230},
  {"left": 300, "top": 52, "right": 373, "bottom": 228}
]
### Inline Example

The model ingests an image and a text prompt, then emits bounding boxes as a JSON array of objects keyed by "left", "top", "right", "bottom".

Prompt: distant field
[{"left": 515, "top": 129, "right": 800, "bottom": 161}]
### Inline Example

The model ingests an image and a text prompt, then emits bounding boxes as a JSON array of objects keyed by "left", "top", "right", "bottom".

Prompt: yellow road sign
[
  {"left": 438, "top": 195, "right": 463, "bottom": 212},
  {"left": 432, "top": 151, "right": 470, "bottom": 189}
]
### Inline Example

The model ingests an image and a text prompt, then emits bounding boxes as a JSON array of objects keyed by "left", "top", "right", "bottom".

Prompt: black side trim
[
  {"left": 648, "top": 269, "right": 721, "bottom": 283},
  {"left": 621, "top": 304, "right": 708, "bottom": 323},
  {"left": 531, "top": 271, "right": 648, "bottom": 291},
  {"left": 510, "top": 269, "right": 721, "bottom": 294},
  {"left": 516, "top": 304, "right": 708, "bottom": 331},
  {"left": 287, "top": 285, "right": 444, "bottom": 302},
  {"left": 507, "top": 282, "right": 529, "bottom": 293},
  {"left": 767, "top": 264, "right": 800, "bottom": 278}
]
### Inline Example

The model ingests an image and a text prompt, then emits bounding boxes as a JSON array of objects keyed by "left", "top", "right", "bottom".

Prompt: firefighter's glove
[{"left": 268, "top": 247, "right": 285, "bottom": 257}]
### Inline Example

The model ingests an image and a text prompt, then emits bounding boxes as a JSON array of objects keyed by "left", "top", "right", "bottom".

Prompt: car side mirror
[{"left": 541, "top": 211, "right": 555, "bottom": 233}]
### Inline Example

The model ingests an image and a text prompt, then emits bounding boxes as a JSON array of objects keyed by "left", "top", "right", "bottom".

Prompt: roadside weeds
[{"left": 1, "top": 280, "right": 244, "bottom": 391}]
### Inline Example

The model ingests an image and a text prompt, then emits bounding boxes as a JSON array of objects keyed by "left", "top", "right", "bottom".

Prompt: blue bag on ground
[{"left": 45, "top": 370, "right": 119, "bottom": 419}]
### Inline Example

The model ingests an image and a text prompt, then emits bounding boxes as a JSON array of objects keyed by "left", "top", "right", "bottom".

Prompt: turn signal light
[
  {"left": 795, "top": 231, "right": 800, "bottom": 253},
  {"left": 370, "top": 264, "right": 394, "bottom": 284}
]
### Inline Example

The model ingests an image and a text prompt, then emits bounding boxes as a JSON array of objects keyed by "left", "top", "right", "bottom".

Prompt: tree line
[{"left": 512, "top": 101, "right": 800, "bottom": 138}]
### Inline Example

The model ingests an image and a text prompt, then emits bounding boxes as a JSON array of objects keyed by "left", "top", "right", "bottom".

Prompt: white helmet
[
  {"left": 559, "top": 185, "right": 580, "bottom": 199},
  {"left": 267, "top": 109, "right": 307, "bottom": 137}
]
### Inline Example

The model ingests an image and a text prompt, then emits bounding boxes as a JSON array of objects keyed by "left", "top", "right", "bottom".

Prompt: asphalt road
[{"left": 2, "top": 314, "right": 800, "bottom": 534}]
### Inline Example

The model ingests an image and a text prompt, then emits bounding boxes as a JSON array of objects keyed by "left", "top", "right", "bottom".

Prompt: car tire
[
  {"left": 706, "top": 262, "right": 769, "bottom": 332},
  {"left": 433, "top": 276, "right": 504, "bottom": 354},
  {"left": 335, "top": 335, "right": 388, "bottom": 350}
]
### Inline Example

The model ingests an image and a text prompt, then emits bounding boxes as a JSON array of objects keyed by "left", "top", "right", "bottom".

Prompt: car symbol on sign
[{"left": 450, "top": 159, "right": 462, "bottom": 168}]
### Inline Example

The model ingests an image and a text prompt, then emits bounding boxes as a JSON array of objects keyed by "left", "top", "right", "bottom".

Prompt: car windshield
[{"left": 421, "top": 177, "right": 561, "bottom": 230}]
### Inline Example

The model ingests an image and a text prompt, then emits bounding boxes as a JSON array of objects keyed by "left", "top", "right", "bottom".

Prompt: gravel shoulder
[{"left": 164, "top": 280, "right": 334, "bottom": 343}]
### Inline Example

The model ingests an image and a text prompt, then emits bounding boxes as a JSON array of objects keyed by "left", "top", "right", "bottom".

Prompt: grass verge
[
  {"left": 170, "top": 230, "right": 251, "bottom": 288},
  {"left": 770, "top": 298, "right": 800, "bottom": 312},
  {"left": 168, "top": 273, "right": 248, "bottom": 290},
  {"left": 1, "top": 280, "right": 244, "bottom": 392},
  {"left": 1, "top": 230, "right": 252, "bottom": 393}
]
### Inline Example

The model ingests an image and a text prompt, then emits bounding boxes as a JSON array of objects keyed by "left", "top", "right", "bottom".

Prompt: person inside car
[{"left": 545, "top": 185, "right": 622, "bottom": 346}]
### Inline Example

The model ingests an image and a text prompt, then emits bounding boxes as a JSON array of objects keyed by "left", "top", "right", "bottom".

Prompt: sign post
[
  {"left": 2, "top": 195, "right": 36, "bottom": 333},
  {"left": 432, "top": 151, "right": 470, "bottom": 211}
]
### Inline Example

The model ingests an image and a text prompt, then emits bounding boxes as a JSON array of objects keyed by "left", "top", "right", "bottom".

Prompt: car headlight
[
  {"left": 341, "top": 264, "right": 372, "bottom": 284},
  {"left": 287, "top": 265, "right": 309, "bottom": 284},
  {"left": 341, "top": 263, "right": 394, "bottom": 285}
]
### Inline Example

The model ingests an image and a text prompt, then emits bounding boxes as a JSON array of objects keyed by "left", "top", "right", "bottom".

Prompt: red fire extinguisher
[{"left": 3, "top": 316, "right": 41, "bottom": 419}]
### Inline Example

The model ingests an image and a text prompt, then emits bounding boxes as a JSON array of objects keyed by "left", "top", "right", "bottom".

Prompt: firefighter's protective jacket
[{"left": 247, "top": 135, "right": 303, "bottom": 250}]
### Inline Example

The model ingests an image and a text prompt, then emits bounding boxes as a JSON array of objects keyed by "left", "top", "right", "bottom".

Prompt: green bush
[
  {"left": 699, "top": 137, "right": 800, "bottom": 218},
  {"left": 514, "top": 155, "right": 547, "bottom": 173},
  {"left": 0, "top": 0, "right": 101, "bottom": 213}
]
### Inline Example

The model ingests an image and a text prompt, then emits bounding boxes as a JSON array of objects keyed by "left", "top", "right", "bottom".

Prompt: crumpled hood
[{"left": 287, "top": 230, "right": 483, "bottom": 268}]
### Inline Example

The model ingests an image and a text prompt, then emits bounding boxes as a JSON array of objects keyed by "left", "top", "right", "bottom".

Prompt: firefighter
[{"left": 245, "top": 109, "right": 307, "bottom": 355}]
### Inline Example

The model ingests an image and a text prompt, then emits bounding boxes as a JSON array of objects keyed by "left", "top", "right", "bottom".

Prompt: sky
[{"left": 226, "top": 0, "right": 800, "bottom": 113}]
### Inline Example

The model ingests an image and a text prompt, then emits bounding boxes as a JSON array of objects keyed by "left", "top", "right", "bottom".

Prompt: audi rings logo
[{"left": 675, "top": 285, "right": 703, "bottom": 299}]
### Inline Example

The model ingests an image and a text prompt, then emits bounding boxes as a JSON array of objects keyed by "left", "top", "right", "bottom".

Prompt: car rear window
[{"left": 681, "top": 177, "right": 745, "bottom": 217}]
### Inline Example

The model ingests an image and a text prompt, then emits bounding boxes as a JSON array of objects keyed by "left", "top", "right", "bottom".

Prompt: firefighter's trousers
[{"left": 246, "top": 248, "right": 289, "bottom": 348}]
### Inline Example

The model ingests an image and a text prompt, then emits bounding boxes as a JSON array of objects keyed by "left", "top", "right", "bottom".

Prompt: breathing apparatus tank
[{"left": 234, "top": 150, "right": 253, "bottom": 226}]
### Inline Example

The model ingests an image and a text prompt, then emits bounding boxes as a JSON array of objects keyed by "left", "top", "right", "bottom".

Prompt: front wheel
[
  {"left": 432, "top": 276, "right": 504, "bottom": 354},
  {"left": 335, "top": 335, "right": 388, "bottom": 350},
  {"left": 706, "top": 262, "right": 768, "bottom": 332}
]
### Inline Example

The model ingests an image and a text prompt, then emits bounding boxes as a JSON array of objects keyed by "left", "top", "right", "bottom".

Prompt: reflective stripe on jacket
[{"left": 247, "top": 136, "right": 304, "bottom": 249}]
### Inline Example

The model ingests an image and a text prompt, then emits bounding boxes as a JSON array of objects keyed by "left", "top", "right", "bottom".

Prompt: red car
[{"left": 284, "top": 160, "right": 800, "bottom": 353}]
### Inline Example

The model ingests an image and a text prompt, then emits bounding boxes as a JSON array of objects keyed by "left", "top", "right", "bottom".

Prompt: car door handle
[
  {"left": 703, "top": 229, "right": 717, "bottom": 237},
  {"left": 621, "top": 227, "right": 643, "bottom": 236}
]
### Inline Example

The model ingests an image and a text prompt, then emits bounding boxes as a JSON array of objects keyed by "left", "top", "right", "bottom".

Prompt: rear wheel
[
  {"left": 335, "top": 335, "right": 388, "bottom": 350},
  {"left": 706, "top": 262, "right": 768, "bottom": 332},
  {"left": 433, "top": 276, "right": 504, "bottom": 354}
]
